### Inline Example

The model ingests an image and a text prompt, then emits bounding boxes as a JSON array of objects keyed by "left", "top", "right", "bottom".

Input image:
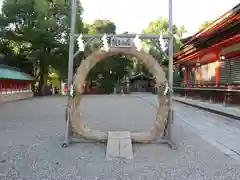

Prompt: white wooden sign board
[{"left": 110, "top": 36, "right": 134, "bottom": 48}]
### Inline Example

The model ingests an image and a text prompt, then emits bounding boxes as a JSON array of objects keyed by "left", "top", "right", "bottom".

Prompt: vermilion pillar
[
  {"left": 215, "top": 60, "right": 220, "bottom": 85},
  {"left": 184, "top": 67, "right": 188, "bottom": 85},
  {"left": 197, "top": 67, "right": 201, "bottom": 87}
]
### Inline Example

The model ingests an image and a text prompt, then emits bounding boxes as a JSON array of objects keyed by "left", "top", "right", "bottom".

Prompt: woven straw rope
[{"left": 70, "top": 47, "right": 169, "bottom": 143}]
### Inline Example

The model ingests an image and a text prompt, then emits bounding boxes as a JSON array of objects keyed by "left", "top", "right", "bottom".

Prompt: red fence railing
[{"left": 173, "top": 82, "right": 240, "bottom": 91}]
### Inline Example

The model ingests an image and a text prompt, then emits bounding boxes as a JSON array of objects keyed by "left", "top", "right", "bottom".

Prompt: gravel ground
[{"left": 0, "top": 95, "right": 240, "bottom": 180}]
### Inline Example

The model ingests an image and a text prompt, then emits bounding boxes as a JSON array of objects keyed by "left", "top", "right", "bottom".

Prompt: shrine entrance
[
  {"left": 62, "top": 0, "right": 175, "bottom": 155},
  {"left": 128, "top": 73, "right": 155, "bottom": 93},
  {"left": 71, "top": 46, "right": 169, "bottom": 143},
  {"left": 62, "top": 33, "right": 176, "bottom": 155}
]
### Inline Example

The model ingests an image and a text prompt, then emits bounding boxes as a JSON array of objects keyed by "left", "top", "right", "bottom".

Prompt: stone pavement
[
  {"left": 139, "top": 94, "right": 240, "bottom": 162},
  {"left": 173, "top": 96, "right": 240, "bottom": 119},
  {"left": 0, "top": 95, "right": 240, "bottom": 180}
]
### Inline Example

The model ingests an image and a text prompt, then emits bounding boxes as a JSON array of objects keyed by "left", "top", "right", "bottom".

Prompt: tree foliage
[
  {"left": 86, "top": 19, "right": 116, "bottom": 34},
  {"left": 0, "top": 0, "right": 84, "bottom": 94},
  {"left": 0, "top": 2, "right": 189, "bottom": 94},
  {"left": 142, "top": 17, "right": 186, "bottom": 66},
  {"left": 199, "top": 20, "right": 213, "bottom": 30},
  {"left": 83, "top": 20, "right": 134, "bottom": 93}
]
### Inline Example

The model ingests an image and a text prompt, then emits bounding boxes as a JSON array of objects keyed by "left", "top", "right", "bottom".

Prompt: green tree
[
  {"left": 199, "top": 20, "right": 213, "bottom": 30},
  {"left": 0, "top": 0, "right": 84, "bottom": 95},
  {"left": 83, "top": 19, "right": 116, "bottom": 53},
  {"left": 83, "top": 20, "right": 134, "bottom": 93},
  {"left": 86, "top": 19, "right": 116, "bottom": 34},
  {"left": 142, "top": 17, "right": 186, "bottom": 67}
]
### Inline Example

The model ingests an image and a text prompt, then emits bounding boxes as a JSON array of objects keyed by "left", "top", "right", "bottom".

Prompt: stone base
[
  {"left": 0, "top": 92, "right": 33, "bottom": 103},
  {"left": 106, "top": 131, "right": 133, "bottom": 160}
]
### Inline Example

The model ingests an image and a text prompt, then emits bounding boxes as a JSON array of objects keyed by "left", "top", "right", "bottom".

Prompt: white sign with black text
[{"left": 110, "top": 36, "right": 134, "bottom": 48}]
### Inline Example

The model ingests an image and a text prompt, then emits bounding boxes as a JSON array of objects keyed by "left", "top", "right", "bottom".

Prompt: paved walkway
[
  {"left": 0, "top": 95, "right": 240, "bottom": 179},
  {"left": 173, "top": 96, "right": 240, "bottom": 119},
  {"left": 139, "top": 94, "right": 240, "bottom": 162}
]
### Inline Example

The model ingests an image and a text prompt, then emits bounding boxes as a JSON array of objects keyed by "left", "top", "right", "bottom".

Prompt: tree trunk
[{"left": 39, "top": 59, "right": 48, "bottom": 96}]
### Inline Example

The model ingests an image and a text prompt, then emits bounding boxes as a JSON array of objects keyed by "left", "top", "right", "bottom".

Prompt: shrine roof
[
  {"left": 174, "top": 3, "right": 240, "bottom": 63},
  {"left": 129, "top": 73, "right": 154, "bottom": 81},
  {"left": 0, "top": 64, "right": 35, "bottom": 81},
  {"left": 180, "top": 36, "right": 193, "bottom": 44},
  {"left": 182, "top": 3, "right": 239, "bottom": 46}
]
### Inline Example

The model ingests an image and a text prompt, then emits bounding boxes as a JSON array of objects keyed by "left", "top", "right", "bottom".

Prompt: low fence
[
  {"left": 0, "top": 88, "right": 33, "bottom": 103},
  {"left": 173, "top": 82, "right": 240, "bottom": 104}
]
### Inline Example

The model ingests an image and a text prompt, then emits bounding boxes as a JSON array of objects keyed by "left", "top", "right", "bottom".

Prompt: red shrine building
[
  {"left": 173, "top": 3, "right": 240, "bottom": 104},
  {"left": 0, "top": 64, "right": 35, "bottom": 103}
]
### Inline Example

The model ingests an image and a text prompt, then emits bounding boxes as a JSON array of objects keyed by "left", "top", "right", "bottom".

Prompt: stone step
[
  {"left": 119, "top": 138, "right": 133, "bottom": 159},
  {"left": 106, "top": 131, "right": 133, "bottom": 160}
]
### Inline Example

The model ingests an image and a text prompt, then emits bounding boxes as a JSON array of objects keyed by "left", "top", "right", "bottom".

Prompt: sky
[
  {"left": 0, "top": 0, "right": 239, "bottom": 36},
  {"left": 81, "top": 0, "right": 239, "bottom": 36}
]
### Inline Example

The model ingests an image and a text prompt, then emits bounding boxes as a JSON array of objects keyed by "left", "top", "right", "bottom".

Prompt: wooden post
[
  {"left": 184, "top": 67, "right": 188, "bottom": 86},
  {"left": 215, "top": 59, "right": 220, "bottom": 86},
  {"left": 197, "top": 67, "right": 201, "bottom": 88}
]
